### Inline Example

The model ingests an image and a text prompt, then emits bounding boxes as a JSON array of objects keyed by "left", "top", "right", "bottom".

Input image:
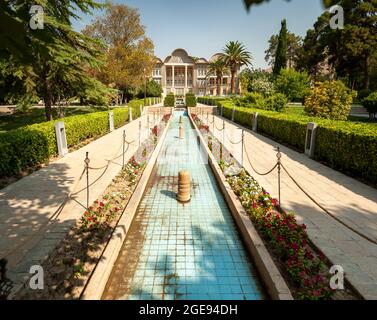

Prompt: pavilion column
[
  {"left": 185, "top": 65, "right": 188, "bottom": 91},
  {"left": 172, "top": 65, "right": 175, "bottom": 91}
]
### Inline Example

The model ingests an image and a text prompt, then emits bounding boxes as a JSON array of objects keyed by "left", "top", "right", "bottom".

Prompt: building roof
[{"left": 209, "top": 53, "right": 223, "bottom": 63}]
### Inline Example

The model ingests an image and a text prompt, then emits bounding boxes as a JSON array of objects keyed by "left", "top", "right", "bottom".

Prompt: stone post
[
  {"left": 55, "top": 122, "right": 68, "bottom": 157},
  {"left": 305, "top": 122, "right": 318, "bottom": 158},
  {"left": 252, "top": 112, "right": 258, "bottom": 132},
  {"left": 108, "top": 111, "right": 114, "bottom": 132}
]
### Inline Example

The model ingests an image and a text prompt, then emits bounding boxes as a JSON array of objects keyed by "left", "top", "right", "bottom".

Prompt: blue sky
[{"left": 74, "top": 0, "right": 326, "bottom": 69}]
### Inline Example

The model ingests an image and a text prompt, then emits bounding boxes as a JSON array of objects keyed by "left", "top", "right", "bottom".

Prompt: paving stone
[
  {"left": 208, "top": 110, "right": 377, "bottom": 300},
  {"left": 0, "top": 113, "right": 158, "bottom": 288}
]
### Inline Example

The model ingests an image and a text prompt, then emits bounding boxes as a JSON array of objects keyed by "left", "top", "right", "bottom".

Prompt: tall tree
[
  {"left": 0, "top": 0, "right": 112, "bottom": 120},
  {"left": 220, "top": 41, "right": 252, "bottom": 94},
  {"left": 83, "top": 3, "right": 155, "bottom": 93},
  {"left": 297, "top": 1, "right": 377, "bottom": 90},
  {"left": 273, "top": 19, "right": 288, "bottom": 77},
  {"left": 207, "top": 59, "right": 229, "bottom": 96},
  {"left": 265, "top": 32, "right": 302, "bottom": 68}
]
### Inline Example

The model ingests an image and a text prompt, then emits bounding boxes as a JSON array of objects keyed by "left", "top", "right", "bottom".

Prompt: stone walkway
[
  {"left": 198, "top": 108, "right": 377, "bottom": 300},
  {"left": 0, "top": 107, "right": 162, "bottom": 294}
]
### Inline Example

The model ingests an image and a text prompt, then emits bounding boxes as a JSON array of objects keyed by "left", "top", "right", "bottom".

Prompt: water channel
[{"left": 102, "top": 111, "right": 266, "bottom": 300}]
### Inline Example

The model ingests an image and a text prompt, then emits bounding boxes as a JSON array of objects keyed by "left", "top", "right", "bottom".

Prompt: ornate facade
[{"left": 152, "top": 48, "right": 239, "bottom": 98}]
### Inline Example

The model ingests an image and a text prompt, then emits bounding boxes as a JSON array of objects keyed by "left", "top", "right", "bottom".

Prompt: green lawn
[
  {"left": 285, "top": 104, "right": 376, "bottom": 124},
  {"left": 286, "top": 104, "right": 305, "bottom": 115},
  {"left": 0, "top": 106, "right": 109, "bottom": 132}
]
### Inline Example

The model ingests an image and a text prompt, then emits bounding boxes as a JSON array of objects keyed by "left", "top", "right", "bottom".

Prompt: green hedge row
[
  {"left": 164, "top": 93, "right": 175, "bottom": 107},
  {"left": 0, "top": 99, "right": 146, "bottom": 178},
  {"left": 185, "top": 93, "right": 197, "bottom": 107},
  {"left": 198, "top": 98, "right": 377, "bottom": 185}
]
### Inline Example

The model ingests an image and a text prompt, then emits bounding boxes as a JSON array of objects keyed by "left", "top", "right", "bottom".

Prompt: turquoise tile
[{"left": 107, "top": 112, "right": 265, "bottom": 301}]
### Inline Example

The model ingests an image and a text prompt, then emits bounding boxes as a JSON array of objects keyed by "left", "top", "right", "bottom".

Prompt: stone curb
[
  {"left": 189, "top": 109, "right": 293, "bottom": 300},
  {"left": 80, "top": 115, "right": 172, "bottom": 300}
]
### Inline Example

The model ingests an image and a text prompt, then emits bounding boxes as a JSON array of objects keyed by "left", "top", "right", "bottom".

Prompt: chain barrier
[
  {"left": 0, "top": 114, "right": 165, "bottom": 287},
  {"left": 243, "top": 143, "right": 279, "bottom": 176},
  {"left": 214, "top": 121, "right": 225, "bottom": 132},
  {"left": 281, "top": 163, "right": 377, "bottom": 246},
  {"left": 204, "top": 112, "right": 377, "bottom": 246},
  {"left": 225, "top": 129, "right": 243, "bottom": 145},
  {"left": 243, "top": 136, "right": 377, "bottom": 245}
]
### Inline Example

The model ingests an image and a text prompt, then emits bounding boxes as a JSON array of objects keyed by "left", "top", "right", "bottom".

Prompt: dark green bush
[
  {"left": 185, "top": 93, "right": 197, "bottom": 107},
  {"left": 233, "top": 92, "right": 265, "bottom": 108},
  {"left": 362, "top": 92, "right": 377, "bottom": 118},
  {"left": 357, "top": 89, "right": 372, "bottom": 102},
  {"left": 0, "top": 99, "right": 147, "bottom": 178},
  {"left": 275, "top": 68, "right": 310, "bottom": 102},
  {"left": 164, "top": 93, "right": 175, "bottom": 107},
  {"left": 264, "top": 93, "right": 288, "bottom": 112}
]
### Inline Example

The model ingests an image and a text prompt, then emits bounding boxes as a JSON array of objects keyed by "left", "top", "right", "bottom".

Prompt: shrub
[
  {"left": 234, "top": 92, "right": 265, "bottom": 108},
  {"left": 136, "top": 80, "right": 163, "bottom": 99},
  {"left": 362, "top": 92, "right": 377, "bottom": 119},
  {"left": 164, "top": 93, "right": 175, "bottom": 107},
  {"left": 185, "top": 93, "right": 197, "bottom": 107},
  {"left": 264, "top": 93, "right": 288, "bottom": 112},
  {"left": 250, "top": 77, "right": 275, "bottom": 97},
  {"left": 357, "top": 89, "right": 372, "bottom": 102},
  {"left": 304, "top": 81, "right": 356, "bottom": 120},
  {"left": 275, "top": 68, "right": 310, "bottom": 102}
]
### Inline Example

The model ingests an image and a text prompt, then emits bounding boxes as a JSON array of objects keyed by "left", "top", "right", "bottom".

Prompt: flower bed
[
  {"left": 14, "top": 116, "right": 170, "bottom": 300},
  {"left": 192, "top": 113, "right": 350, "bottom": 300}
]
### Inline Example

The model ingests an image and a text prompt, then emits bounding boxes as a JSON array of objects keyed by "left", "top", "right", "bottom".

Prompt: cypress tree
[{"left": 273, "top": 19, "right": 288, "bottom": 77}]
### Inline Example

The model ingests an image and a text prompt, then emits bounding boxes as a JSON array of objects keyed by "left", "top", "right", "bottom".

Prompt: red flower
[
  {"left": 99, "top": 202, "right": 105, "bottom": 207},
  {"left": 292, "top": 242, "right": 299, "bottom": 252},
  {"left": 272, "top": 199, "right": 278, "bottom": 207},
  {"left": 252, "top": 202, "right": 258, "bottom": 209}
]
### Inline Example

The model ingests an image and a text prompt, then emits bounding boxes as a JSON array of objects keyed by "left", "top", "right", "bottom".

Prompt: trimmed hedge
[
  {"left": 0, "top": 99, "right": 146, "bottom": 178},
  {"left": 199, "top": 98, "right": 377, "bottom": 184},
  {"left": 164, "top": 93, "right": 175, "bottom": 107},
  {"left": 185, "top": 93, "right": 197, "bottom": 107}
]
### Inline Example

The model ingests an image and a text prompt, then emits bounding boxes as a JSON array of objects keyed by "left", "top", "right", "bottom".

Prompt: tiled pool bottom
[{"left": 102, "top": 112, "right": 266, "bottom": 300}]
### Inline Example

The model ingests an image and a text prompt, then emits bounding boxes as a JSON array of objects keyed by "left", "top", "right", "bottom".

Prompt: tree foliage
[
  {"left": 83, "top": 3, "right": 155, "bottom": 92},
  {"left": 220, "top": 41, "right": 252, "bottom": 94},
  {"left": 275, "top": 68, "right": 310, "bottom": 102},
  {"left": 0, "top": 0, "right": 114, "bottom": 120},
  {"left": 265, "top": 32, "right": 302, "bottom": 68},
  {"left": 207, "top": 58, "right": 229, "bottom": 96},
  {"left": 273, "top": 19, "right": 288, "bottom": 77},
  {"left": 239, "top": 68, "right": 273, "bottom": 94},
  {"left": 297, "top": 0, "right": 377, "bottom": 90},
  {"left": 137, "top": 80, "right": 162, "bottom": 99}
]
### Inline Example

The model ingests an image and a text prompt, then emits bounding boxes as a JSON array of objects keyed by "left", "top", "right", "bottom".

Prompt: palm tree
[
  {"left": 207, "top": 59, "right": 229, "bottom": 96},
  {"left": 220, "top": 41, "right": 252, "bottom": 94}
]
